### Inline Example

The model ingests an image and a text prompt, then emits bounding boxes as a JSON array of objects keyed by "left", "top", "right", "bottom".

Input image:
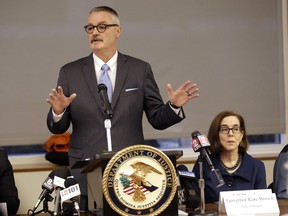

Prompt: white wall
[
  {"left": 0, "top": 0, "right": 285, "bottom": 146},
  {"left": 15, "top": 171, "right": 54, "bottom": 214}
]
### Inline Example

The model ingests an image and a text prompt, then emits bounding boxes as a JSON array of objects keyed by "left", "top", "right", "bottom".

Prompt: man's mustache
[{"left": 90, "top": 36, "right": 103, "bottom": 43}]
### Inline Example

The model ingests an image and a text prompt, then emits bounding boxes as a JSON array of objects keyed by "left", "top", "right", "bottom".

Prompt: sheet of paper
[
  {"left": 0, "top": 202, "right": 8, "bottom": 216},
  {"left": 178, "top": 209, "right": 188, "bottom": 216}
]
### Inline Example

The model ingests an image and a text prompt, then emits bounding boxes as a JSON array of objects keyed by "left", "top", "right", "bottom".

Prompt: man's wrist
[
  {"left": 52, "top": 108, "right": 66, "bottom": 123},
  {"left": 169, "top": 101, "right": 181, "bottom": 109}
]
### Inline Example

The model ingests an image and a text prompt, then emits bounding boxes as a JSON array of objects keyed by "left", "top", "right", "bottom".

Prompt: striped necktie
[{"left": 99, "top": 64, "right": 113, "bottom": 102}]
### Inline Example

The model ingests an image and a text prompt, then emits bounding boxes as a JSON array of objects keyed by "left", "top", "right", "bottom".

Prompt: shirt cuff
[
  {"left": 169, "top": 102, "right": 183, "bottom": 118},
  {"left": 52, "top": 109, "right": 65, "bottom": 122}
]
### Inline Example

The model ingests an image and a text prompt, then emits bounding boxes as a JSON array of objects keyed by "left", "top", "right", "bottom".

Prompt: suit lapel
[
  {"left": 82, "top": 53, "right": 129, "bottom": 111},
  {"left": 82, "top": 54, "right": 104, "bottom": 110},
  {"left": 112, "top": 53, "right": 129, "bottom": 108}
]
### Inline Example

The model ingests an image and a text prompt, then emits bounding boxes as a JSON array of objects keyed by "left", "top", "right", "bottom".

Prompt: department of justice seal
[{"left": 102, "top": 145, "right": 177, "bottom": 215}]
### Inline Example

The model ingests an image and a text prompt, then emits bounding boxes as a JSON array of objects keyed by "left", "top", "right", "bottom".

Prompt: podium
[{"left": 80, "top": 149, "right": 183, "bottom": 216}]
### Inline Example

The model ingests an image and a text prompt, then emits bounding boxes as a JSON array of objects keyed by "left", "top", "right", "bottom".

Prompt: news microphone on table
[
  {"left": 30, "top": 170, "right": 55, "bottom": 213},
  {"left": 177, "top": 165, "right": 200, "bottom": 211},
  {"left": 60, "top": 176, "right": 81, "bottom": 216},
  {"left": 191, "top": 131, "right": 224, "bottom": 187},
  {"left": 53, "top": 166, "right": 71, "bottom": 216},
  {"left": 98, "top": 83, "right": 113, "bottom": 119}
]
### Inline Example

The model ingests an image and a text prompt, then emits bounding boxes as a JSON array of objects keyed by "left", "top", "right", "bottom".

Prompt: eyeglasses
[
  {"left": 84, "top": 24, "right": 119, "bottom": 34},
  {"left": 219, "top": 126, "right": 242, "bottom": 134}
]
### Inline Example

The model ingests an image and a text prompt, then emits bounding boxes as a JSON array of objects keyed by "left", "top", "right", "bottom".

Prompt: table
[{"left": 18, "top": 199, "right": 288, "bottom": 215}]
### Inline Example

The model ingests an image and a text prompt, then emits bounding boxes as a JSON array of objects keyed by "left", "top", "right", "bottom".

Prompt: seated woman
[
  {"left": 192, "top": 110, "right": 267, "bottom": 203},
  {"left": 0, "top": 149, "right": 20, "bottom": 214}
]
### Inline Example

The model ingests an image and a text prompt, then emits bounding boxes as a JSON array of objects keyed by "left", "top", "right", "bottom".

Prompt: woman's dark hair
[{"left": 208, "top": 110, "right": 249, "bottom": 154}]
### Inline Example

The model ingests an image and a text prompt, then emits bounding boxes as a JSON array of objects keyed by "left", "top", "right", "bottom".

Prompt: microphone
[
  {"left": 53, "top": 167, "right": 71, "bottom": 215},
  {"left": 31, "top": 170, "right": 55, "bottom": 212},
  {"left": 191, "top": 131, "right": 225, "bottom": 187},
  {"left": 177, "top": 165, "right": 200, "bottom": 211},
  {"left": 98, "top": 83, "right": 113, "bottom": 119},
  {"left": 61, "top": 176, "right": 81, "bottom": 216},
  {"left": 178, "top": 165, "right": 196, "bottom": 179}
]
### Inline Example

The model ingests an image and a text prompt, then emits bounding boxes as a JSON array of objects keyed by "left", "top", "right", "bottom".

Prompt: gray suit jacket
[
  {"left": 273, "top": 144, "right": 288, "bottom": 198},
  {"left": 47, "top": 52, "right": 184, "bottom": 161}
]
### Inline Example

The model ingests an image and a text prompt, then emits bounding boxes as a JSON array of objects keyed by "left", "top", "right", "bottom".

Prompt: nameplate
[{"left": 219, "top": 189, "right": 279, "bottom": 216}]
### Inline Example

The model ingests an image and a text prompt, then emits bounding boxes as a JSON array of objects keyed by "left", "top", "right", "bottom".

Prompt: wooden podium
[{"left": 80, "top": 149, "right": 183, "bottom": 216}]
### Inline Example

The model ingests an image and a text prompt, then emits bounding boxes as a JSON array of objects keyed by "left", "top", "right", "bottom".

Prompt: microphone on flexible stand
[
  {"left": 98, "top": 83, "right": 114, "bottom": 152},
  {"left": 176, "top": 165, "right": 200, "bottom": 212},
  {"left": 53, "top": 167, "right": 71, "bottom": 216},
  {"left": 61, "top": 176, "right": 81, "bottom": 216},
  {"left": 28, "top": 170, "right": 55, "bottom": 215},
  {"left": 189, "top": 131, "right": 224, "bottom": 216},
  {"left": 191, "top": 131, "right": 224, "bottom": 188}
]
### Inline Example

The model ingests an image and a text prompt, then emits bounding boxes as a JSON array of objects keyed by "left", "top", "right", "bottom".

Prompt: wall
[{"left": 0, "top": 0, "right": 285, "bottom": 146}]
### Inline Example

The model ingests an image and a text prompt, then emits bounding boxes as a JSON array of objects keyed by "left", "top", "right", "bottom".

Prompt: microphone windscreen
[
  {"left": 98, "top": 83, "right": 107, "bottom": 91},
  {"left": 55, "top": 166, "right": 70, "bottom": 178},
  {"left": 48, "top": 170, "right": 56, "bottom": 178},
  {"left": 64, "top": 177, "right": 78, "bottom": 188},
  {"left": 41, "top": 170, "right": 55, "bottom": 191},
  {"left": 191, "top": 130, "right": 201, "bottom": 137},
  {"left": 177, "top": 165, "right": 196, "bottom": 179},
  {"left": 177, "top": 164, "right": 189, "bottom": 172},
  {"left": 60, "top": 177, "right": 81, "bottom": 202},
  {"left": 54, "top": 167, "right": 71, "bottom": 188}
]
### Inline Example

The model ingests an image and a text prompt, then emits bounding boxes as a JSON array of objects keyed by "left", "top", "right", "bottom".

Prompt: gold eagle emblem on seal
[{"left": 102, "top": 144, "right": 177, "bottom": 215}]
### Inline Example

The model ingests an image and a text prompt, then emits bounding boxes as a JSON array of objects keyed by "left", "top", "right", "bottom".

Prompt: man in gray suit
[{"left": 46, "top": 6, "right": 199, "bottom": 210}]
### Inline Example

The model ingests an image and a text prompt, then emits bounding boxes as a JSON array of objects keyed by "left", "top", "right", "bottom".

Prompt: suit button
[{"left": 228, "top": 181, "right": 233, "bottom": 187}]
